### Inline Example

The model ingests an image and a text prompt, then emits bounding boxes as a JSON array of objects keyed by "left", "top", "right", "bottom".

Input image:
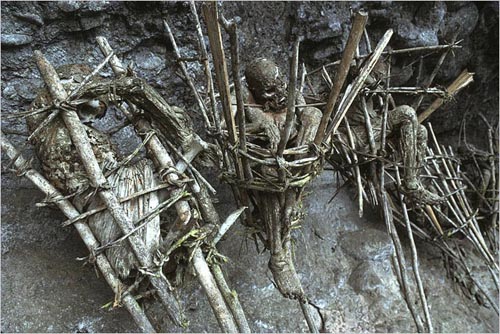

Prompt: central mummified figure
[{"left": 236, "top": 58, "right": 322, "bottom": 300}]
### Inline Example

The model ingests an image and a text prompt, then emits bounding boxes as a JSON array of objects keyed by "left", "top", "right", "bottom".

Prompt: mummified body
[
  {"left": 339, "top": 62, "right": 443, "bottom": 205},
  {"left": 242, "top": 58, "right": 322, "bottom": 152},
  {"left": 26, "top": 64, "right": 160, "bottom": 278},
  {"left": 241, "top": 58, "right": 322, "bottom": 300}
]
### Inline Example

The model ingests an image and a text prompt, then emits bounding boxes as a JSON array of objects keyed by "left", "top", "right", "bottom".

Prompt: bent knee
[
  {"left": 389, "top": 105, "right": 417, "bottom": 126},
  {"left": 300, "top": 107, "right": 322, "bottom": 122},
  {"left": 394, "top": 105, "right": 416, "bottom": 119}
]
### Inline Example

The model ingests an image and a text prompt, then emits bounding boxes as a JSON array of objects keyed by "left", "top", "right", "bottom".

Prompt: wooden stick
[
  {"left": 192, "top": 248, "right": 239, "bottom": 332},
  {"left": 163, "top": 19, "right": 211, "bottom": 127},
  {"left": 202, "top": 2, "right": 237, "bottom": 146},
  {"left": 413, "top": 35, "right": 458, "bottom": 111},
  {"left": 314, "top": 11, "right": 368, "bottom": 145},
  {"left": 1, "top": 133, "right": 156, "bottom": 333},
  {"left": 365, "top": 87, "right": 448, "bottom": 96},
  {"left": 61, "top": 183, "right": 171, "bottom": 227},
  {"left": 377, "top": 58, "right": 424, "bottom": 332},
  {"left": 428, "top": 125, "right": 497, "bottom": 268},
  {"left": 343, "top": 118, "right": 364, "bottom": 217},
  {"left": 94, "top": 191, "right": 189, "bottom": 253},
  {"left": 278, "top": 36, "right": 301, "bottom": 156},
  {"left": 299, "top": 63, "right": 307, "bottom": 94},
  {"left": 300, "top": 302, "right": 319, "bottom": 333},
  {"left": 220, "top": 14, "right": 253, "bottom": 181},
  {"left": 212, "top": 207, "right": 247, "bottom": 245},
  {"left": 33, "top": 50, "right": 184, "bottom": 327},
  {"left": 211, "top": 264, "right": 251, "bottom": 333},
  {"left": 306, "top": 43, "right": 462, "bottom": 77},
  {"left": 67, "top": 51, "right": 115, "bottom": 99},
  {"left": 190, "top": 0, "right": 221, "bottom": 131},
  {"left": 324, "top": 28, "right": 393, "bottom": 141},
  {"left": 417, "top": 70, "right": 474, "bottom": 123},
  {"left": 395, "top": 167, "right": 433, "bottom": 333}
]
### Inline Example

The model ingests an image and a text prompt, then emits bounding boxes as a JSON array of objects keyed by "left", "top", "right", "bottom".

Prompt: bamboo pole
[
  {"left": 1, "top": 133, "right": 156, "bottom": 333},
  {"left": 417, "top": 70, "right": 474, "bottom": 123},
  {"left": 212, "top": 264, "right": 251, "bottom": 333},
  {"left": 220, "top": 15, "right": 253, "bottom": 180},
  {"left": 278, "top": 36, "right": 301, "bottom": 156},
  {"left": 314, "top": 11, "right": 368, "bottom": 145},
  {"left": 324, "top": 28, "right": 393, "bottom": 140},
  {"left": 202, "top": 2, "right": 237, "bottom": 146},
  {"left": 189, "top": 0, "right": 221, "bottom": 131},
  {"left": 192, "top": 248, "right": 239, "bottom": 332}
]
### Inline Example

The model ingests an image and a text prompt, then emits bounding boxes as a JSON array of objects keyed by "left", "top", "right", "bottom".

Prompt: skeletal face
[
  {"left": 245, "top": 58, "right": 287, "bottom": 112},
  {"left": 57, "top": 64, "right": 107, "bottom": 124}
]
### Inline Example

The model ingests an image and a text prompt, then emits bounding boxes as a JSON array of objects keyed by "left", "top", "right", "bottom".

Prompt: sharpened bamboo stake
[
  {"left": 33, "top": 50, "right": 184, "bottom": 328},
  {"left": 314, "top": 11, "right": 368, "bottom": 145},
  {"left": 324, "top": 28, "right": 393, "bottom": 140},
  {"left": 417, "top": 70, "right": 474, "bottom": 123},
  {"left": 1, "top": 133, "right": 156, "bottom": 333},
  {"left": 190, "top": 0, "right": 221, "bottom": 131},
  {"left": 202, "top": 2, "right": 237, "bottom": 146}
]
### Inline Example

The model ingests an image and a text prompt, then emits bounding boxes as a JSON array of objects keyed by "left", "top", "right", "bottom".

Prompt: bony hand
[{"left": 264, "top": 122, "right": 280, "bottom": 152}]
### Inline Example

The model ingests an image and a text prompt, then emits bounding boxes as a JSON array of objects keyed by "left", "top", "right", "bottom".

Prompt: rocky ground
[{"left": 1, "top": 1, "right": 498, "bottom": 332}]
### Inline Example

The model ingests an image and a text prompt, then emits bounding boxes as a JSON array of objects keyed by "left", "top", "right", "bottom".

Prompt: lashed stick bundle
[{"left": 315, "top": 27, "right": 498, "bottom": 331}]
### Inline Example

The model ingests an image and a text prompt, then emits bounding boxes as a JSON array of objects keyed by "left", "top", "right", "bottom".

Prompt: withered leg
[
  {"left": 389, "top": 105, "right": 442, "bottom": 204},
  {"left": 262, "top": 191, "right": 305, "bottom": 301},
  {"left": 389, "top": 105, "right": 420, "bottom": 191}
]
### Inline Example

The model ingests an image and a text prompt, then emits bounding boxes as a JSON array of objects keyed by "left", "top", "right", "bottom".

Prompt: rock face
[{"left": 1, "top": 1, "right": 498, "bottom": 332}]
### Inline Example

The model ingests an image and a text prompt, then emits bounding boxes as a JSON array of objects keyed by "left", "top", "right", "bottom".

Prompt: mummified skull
[{"left": 245, "top": 58, "right": 287, "bottom": 112}]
